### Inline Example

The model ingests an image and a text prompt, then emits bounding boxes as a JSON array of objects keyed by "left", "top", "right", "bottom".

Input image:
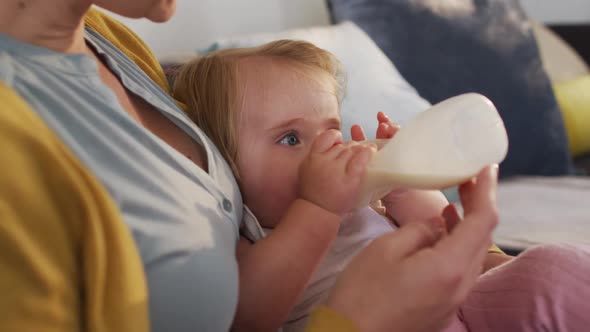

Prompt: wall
[
  {"left": 109, "top": 0, "right": 330, "bottom": 57},
  {"left": 519, "top": 0, "right": 590, "bottom": 24},
  {"left": 107, "top": 0, "right": 590, "bottom": 58}
]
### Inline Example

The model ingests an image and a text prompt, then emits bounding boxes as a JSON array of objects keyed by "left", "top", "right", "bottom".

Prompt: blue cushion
[{"left": 328, "top": 0, "right": 574, "bottom": 177}]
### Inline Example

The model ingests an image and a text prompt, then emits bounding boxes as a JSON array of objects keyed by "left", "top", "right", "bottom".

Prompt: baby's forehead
[
  {"left": 236, "top": 56, "right": 307, "bottom": 79},
  {"left": 235, "top": 56, "right": 338, "bottom": 93}
]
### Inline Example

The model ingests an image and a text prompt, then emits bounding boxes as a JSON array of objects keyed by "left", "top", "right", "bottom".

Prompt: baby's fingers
[
  {"left": 345, "top": 145, "right": 375, "bottom": 176},
  {"left": 376, "top": 112, "right": 400, "bottom": 139},
  {"left": 351, "top": 124, "right": 367, "bottom": 142},
  {"left": 376, "top": 122, "right": 400, "bottom": 139}
]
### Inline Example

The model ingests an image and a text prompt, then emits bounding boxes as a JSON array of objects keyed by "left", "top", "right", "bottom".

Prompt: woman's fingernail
[{"left": 491, "top": 164, "right": 499, "bottom": 178}]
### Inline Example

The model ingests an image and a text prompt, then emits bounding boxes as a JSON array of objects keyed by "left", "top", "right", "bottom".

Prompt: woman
[{"left": 0, "top": 1, "right": 499, "bottom": 331}]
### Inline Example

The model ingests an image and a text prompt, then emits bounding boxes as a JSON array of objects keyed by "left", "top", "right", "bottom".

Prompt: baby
[{"left": 173, "top": 40, "right": 590, "bottom": 332}]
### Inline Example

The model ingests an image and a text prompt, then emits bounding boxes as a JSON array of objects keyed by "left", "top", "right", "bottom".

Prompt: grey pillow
[{"left": 328, "top": 0, "right": 574, "bottom": 177}]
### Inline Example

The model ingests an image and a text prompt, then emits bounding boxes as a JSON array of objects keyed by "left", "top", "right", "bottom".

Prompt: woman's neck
[{"left": 0, "top": 0, "right": 92, "bottom": 54}]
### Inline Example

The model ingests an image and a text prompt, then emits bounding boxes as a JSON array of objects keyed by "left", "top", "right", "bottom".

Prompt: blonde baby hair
[{"left": 172, "top": 39, "right": 345, "bottom": 180}]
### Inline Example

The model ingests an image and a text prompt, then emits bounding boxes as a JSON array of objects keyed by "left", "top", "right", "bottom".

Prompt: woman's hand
[
  {"left": 443, "top": 203, "right": 513, "bottom": 272},
  {"left": 299, "top": 129, "right": 377, "bottom": 216},
  {"left": 324, "top": 165, "right": 499, "bottom": 332}
]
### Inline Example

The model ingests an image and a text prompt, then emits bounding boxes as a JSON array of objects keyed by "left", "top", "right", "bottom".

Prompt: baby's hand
[{"left": 299, "top": 130, "right": 377, "bottom": 216}]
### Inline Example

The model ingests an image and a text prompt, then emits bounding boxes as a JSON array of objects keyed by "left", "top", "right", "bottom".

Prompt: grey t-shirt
[{"left": 0, "top": 28, "right": 243, "bottom": 331}]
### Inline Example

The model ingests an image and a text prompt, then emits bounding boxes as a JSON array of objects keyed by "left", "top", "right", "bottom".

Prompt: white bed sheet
[{"left": 492, "top": 176, "right": 590, "bottom": 251}]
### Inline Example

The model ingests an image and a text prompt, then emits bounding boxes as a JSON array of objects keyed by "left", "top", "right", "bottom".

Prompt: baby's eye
[{"left": 279, "top": 133, "right": 300, "bottom": 146}]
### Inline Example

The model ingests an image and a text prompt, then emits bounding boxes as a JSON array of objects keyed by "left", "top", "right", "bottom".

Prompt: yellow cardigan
[{"left": 0, "top": 71, "right": 148, "bottom": 330}]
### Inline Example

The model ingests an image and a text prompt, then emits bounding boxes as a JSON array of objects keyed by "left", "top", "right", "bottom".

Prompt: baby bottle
[{"left": 357, "top": 93, "right": 509, "bottom": 207}]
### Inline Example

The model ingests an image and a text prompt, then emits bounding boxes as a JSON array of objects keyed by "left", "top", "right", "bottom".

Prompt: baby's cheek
[{"left": 249, "top": 180, "right": 295, "bottom": 228}]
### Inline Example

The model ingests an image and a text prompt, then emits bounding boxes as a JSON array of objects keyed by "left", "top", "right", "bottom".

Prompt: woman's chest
[{"left": 97, "top": 59, "right": 209, "bottom": 171}]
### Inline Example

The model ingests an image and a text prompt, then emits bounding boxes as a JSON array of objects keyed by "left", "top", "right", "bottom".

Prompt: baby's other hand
[
  {"left": 375, "top": 111, "right": 400, "bottom": 140},
  {"left": 351, "top": 111, "right": 400, "bottom": 142},
  {"left": 299, "top": 130, "right": 377, "bottom": 216}
]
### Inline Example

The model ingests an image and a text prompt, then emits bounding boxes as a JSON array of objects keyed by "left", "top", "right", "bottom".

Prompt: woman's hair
[{"left": 172, "top": 39, "right": 345, "bottom": 180}]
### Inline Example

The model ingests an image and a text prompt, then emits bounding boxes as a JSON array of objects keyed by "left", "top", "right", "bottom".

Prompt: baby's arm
[
  {"left": 382, "top": 189, "right": 449, "bottom": 227},
  {"left": 232, "top": 130, "right": 376, "bottom": 332},
  {"left": 233, "top": 200, "right": 340, "bottom": 332}
]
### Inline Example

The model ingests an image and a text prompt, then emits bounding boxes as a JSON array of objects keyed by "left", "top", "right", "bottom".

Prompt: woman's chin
[
  {"left": 146, "top": 0, "right": 176, "bottom": 23},
  {"left": 94, "top": 0, "right": 176, "bottom": 23}
]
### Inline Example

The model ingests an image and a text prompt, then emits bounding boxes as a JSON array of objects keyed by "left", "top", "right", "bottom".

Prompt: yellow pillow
[{"left": 553, "top": 75, "right": 590, "bottom": 157}]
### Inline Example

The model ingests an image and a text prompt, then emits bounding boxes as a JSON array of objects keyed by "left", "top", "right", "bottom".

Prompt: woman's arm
[{"left": 0, "top": 84, "right": 149, "bottom": 332}]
